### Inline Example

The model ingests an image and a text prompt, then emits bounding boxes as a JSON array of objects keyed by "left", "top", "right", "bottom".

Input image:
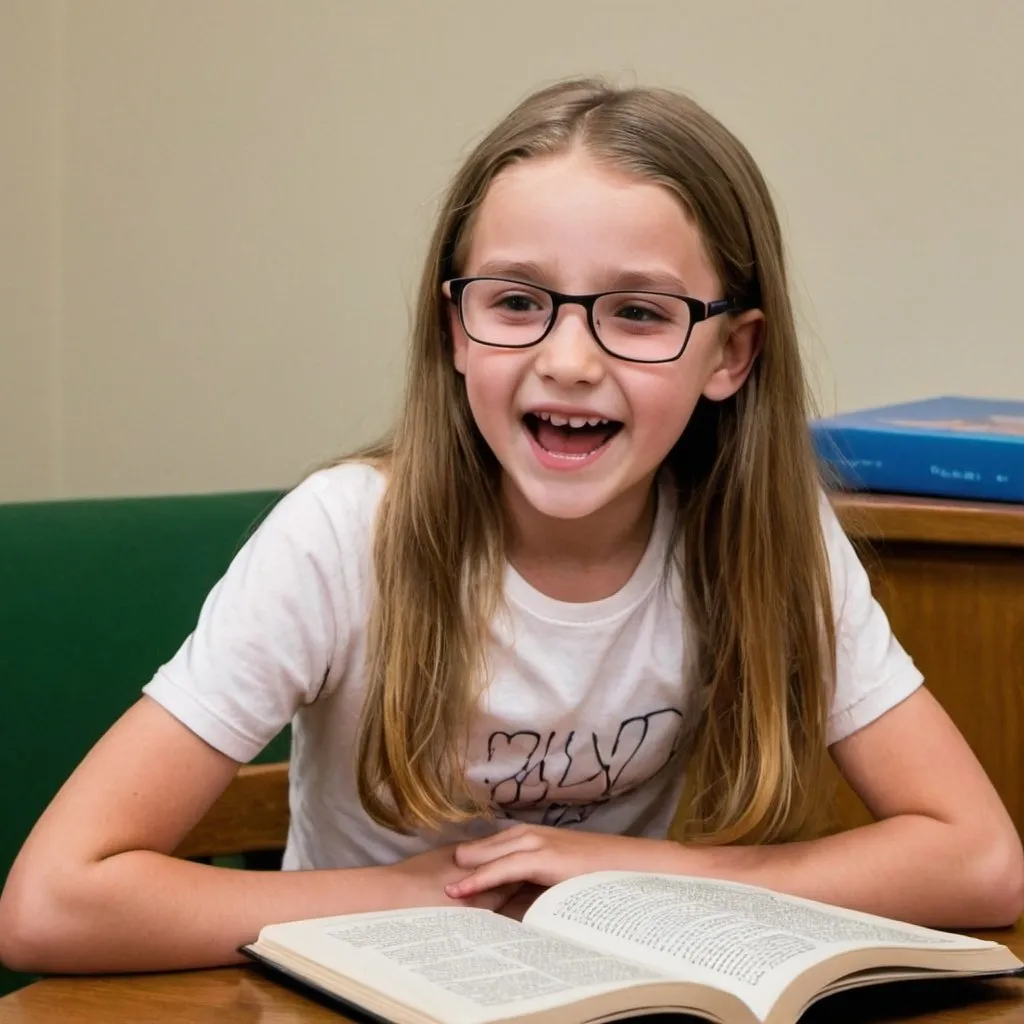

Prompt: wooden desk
[
  {"left": 830, "top": 493, "right": 1024, "bottom": 837},
  {"left": 1, "top": 923, "right": 1022, "bottom": 1022}
]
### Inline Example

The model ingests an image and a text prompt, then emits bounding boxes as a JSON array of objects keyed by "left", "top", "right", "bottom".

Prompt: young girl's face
[{"left": 449, "top": 147, "right": 754, "bottom": 526}]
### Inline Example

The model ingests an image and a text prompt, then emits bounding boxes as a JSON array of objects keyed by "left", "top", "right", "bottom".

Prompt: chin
[{"left": 512, "top": 475, "right": 619, "bottom": 522}]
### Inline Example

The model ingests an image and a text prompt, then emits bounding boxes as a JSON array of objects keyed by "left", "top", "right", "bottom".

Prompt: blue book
[{"left": 811, "top": 396, "right": 1024, "bottom": 503}]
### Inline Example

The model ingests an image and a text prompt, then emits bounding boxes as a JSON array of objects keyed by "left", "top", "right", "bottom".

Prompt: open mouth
[{"left": 523, "top": 411, "right": 623, "bottom": 459}]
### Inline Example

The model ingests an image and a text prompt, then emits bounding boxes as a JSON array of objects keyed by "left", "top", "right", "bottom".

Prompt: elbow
[
  {"left": 0, "top": 921, "right": 49, "bottom": 977},
  {"left": 967, "top": 828, "right": 1024, "bottom": 928},
  {"left": 0, "top": 888, "right": 46, "bottom": 975},
  {"left": 0, "top": 866, "right": 78, "bottom": 975}
]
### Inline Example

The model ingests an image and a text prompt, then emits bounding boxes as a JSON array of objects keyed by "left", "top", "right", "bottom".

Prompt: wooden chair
[{"left": 173, "top": 762, "right": 290, "bottom": 862}]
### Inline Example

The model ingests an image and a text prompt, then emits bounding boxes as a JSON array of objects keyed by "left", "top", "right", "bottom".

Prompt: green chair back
[{"left": 0, "top": 489, "right": 287, "bottom": 994}]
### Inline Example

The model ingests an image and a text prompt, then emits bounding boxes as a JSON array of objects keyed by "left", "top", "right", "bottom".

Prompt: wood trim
[
  {"left": 832, "top": 492, "right": 1024, "bottom": 548},
  {"left": 173, "top": 761, "right": 290, "bottom": 860}
]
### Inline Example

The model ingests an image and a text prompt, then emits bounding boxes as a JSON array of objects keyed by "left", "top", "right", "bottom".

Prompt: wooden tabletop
[
  {"left": 2, "top": 923, "right": 1022, "bottom": 1024},
  {"left": 830, "top": 491, "right": 1024, "bottom": 548}
]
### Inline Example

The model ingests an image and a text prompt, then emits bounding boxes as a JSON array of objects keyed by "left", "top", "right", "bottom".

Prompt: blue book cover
[{"left": 811, "top": 396, "right": 1024, "bottom": 503}]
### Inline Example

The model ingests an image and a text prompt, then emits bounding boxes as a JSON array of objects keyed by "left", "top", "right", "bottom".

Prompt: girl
[{"left": 1, "top": 78, "right": 1021, "bottom": 976}]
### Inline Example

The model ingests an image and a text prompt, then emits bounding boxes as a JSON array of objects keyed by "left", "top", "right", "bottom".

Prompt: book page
[
  {"left": 524, "top": 872, "right": 996, "bottom": 1020},
  {"left": 259, "top": 907, "right": 669, "bottom": 1024}
]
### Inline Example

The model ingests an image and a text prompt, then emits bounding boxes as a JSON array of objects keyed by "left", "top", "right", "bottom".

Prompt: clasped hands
[
  {"left": 386, "top": 824, "right": 679, "bottom": 917},
  {"left": 445, "top": 824, "right": 675, "bottom": 904}
]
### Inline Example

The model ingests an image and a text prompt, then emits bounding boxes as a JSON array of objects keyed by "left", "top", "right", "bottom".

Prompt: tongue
[{"left": 535, "top": 421, "right": 615, "bottom": 455}]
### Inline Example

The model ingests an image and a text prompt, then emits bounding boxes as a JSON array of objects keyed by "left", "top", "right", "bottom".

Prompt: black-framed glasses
[{"left": 446, "top": 277, "right": 737, "bottom": 364}]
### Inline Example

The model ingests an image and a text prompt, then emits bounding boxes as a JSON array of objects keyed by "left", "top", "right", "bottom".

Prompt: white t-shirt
[{"left": 143, "top": 463, "right": 923, "bottom": 871}]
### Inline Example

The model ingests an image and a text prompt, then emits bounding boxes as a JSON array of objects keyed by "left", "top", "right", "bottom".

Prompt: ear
[
  {"left": 702, "top": 309, "right": 764, "bottom": 402},
  {"left": 442, "top": 280, "right": 468, "bottom": 376}
]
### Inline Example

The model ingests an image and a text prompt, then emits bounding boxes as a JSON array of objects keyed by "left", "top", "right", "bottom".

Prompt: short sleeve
[
  {"left": 142, "top": 464, "right": 383, "bottom": 762},
  {"left": 821, "top": 496, "right": 924, "bottom": 745}
]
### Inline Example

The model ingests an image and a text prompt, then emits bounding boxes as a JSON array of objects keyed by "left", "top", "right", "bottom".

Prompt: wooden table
[
  {"left": 1, "top": 924, "right": 1022, "bottom": 1023},
  {"left": 828, "top": 493, "right": 1024, "bottom": 837}
]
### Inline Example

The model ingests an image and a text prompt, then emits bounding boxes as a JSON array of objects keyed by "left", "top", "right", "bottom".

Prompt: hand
[
  {"left": 383, "top": 843, "right": 520, "bottom": 912},
  {"left": 497, "top": 882, "right": 547, "bottom": 921},
  {"left": 445, "top": 824, "right": 677, "bottom": 900}
]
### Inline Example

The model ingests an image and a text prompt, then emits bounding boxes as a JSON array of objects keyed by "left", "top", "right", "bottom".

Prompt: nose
[{"left": 533, "top": 305, "right": 605, "bottom": 386}]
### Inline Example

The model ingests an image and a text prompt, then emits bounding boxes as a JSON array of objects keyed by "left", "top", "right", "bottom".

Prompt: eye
[
  {"left": 495, "top": 292, "right": 543, "bottom": 313},
  {"left": 613, "top": 301, "right": 670, "bottom": 325}
]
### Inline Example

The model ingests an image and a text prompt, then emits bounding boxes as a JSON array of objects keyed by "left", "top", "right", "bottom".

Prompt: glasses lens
[
  {"left": 461, "top": 279, "right": 553, "bottom": 347},
  {"left": 594, "top": 292, "right": 692, "bottom": 362}
]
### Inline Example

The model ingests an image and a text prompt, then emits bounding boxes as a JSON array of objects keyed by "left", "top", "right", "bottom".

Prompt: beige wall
[
  {"left": 3, "top": 0, "right": 1023, "bottom": 502},
  {"left": 1, "top": 1, "right": 62, "bottom": 499}
]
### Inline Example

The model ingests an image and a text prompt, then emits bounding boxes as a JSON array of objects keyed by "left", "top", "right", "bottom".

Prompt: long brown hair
[{"left": 354, "top": 79, "right": 836, "bottom": 844}]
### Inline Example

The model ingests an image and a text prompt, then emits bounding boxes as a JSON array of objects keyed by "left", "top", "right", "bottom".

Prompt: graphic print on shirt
[{"left": 484, "top": 707, "right": 684, "bottom": 826}]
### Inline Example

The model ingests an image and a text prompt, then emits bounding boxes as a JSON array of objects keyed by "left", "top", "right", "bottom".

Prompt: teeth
[{"left": 533, "top": 411, "right": 611, "bottom": 428}]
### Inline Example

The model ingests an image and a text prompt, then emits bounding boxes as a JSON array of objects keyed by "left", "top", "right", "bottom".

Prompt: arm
[
  {"left": 0, "top": 697, "right": 507, "bottom": 975},
  {"left": 448, "top": 688, "right": 1024, "bottom": 929}
]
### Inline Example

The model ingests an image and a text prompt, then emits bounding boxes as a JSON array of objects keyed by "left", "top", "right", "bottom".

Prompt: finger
[
  {"left": 454, "top": 830, "right": 541, "bottom": 869},
  {"left": 445, "top": 851, "right": 547, "bottom": 898},
  {"left": 463, "top": 882, "right": 522, "bottom": 913},
  {"left": 457, "top": 824, "right": 532, "bottom": 852}
]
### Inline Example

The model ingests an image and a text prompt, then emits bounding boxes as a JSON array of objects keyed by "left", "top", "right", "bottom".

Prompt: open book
[{"left": 241, "top": 871, "right": 1022, "bottom": 1024}]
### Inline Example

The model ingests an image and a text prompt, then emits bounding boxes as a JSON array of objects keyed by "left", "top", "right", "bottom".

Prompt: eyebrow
[
  {"left": 473, "top": 259, "right": 549, "bottom": 282},
  {"left": 470, "top": 259, "right": 691, "bottom": 294},
  {"left": 606, "top": 269, "right": 692, "bottom": 294}
]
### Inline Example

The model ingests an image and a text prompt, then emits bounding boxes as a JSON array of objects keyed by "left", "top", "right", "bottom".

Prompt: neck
[{"left": 502, "top": 476, "right": 659, "bottom": 601}]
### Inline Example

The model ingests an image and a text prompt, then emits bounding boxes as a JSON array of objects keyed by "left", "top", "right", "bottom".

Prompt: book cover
[{"left": 811, "top": 396, "right": 1024, "bottom": 503}]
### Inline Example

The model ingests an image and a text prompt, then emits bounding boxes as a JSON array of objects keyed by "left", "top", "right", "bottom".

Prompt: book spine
[{"left": 813, "top": 426, "right": 1024, "bottom": 503}]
